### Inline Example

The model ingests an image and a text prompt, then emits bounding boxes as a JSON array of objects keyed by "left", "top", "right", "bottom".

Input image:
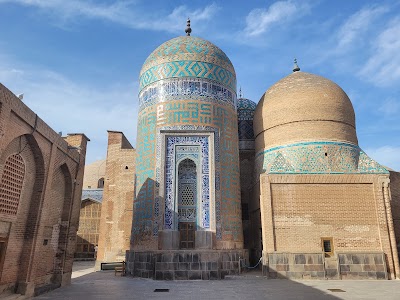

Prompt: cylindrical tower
[{"left": 133, "top": 31, "right": 242, "bottom": 250}]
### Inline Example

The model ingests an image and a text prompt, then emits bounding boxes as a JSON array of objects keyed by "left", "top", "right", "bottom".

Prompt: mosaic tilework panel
[
  {"left": 165, "top": 136, "right": 209, "bottom": 230},
  {"left": 141, "top": 36, "right": 235, "bottom": 75},
  {"left": 154, "top": 101, "right": 238, "bottom": 130},
  {"left": 238, "top": 120, "right": 255, "bottom": 141},
  {"left": 255, "top": 141, "right": 389, "bottom": 177},
  {"left": 358, "top": 151, "right": 389, "bottom": 173},
  {"left": 135, "top": 97, "right": 242, "bottom": 243},
  {"left": 139, "top": 78, "right": 236, "bottom": 111},
  {"left": 155, "top": 125, "right": 220, "bottom": 238},
  {"left": 139, "top": 60, "right": 236, "bottom": 92}
]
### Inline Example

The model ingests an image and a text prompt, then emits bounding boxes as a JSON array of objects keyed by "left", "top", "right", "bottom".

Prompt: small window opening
[
  {"left": 43, "top": 239, "right": 48, "bottom": 245},
  {"left": 97, "top": 177, "right": 104, "bottom": 188},
  {"left": 325, "top": 152, "right": 328, "bottom": 157},
  {"left": 125, "top": 166, "right": 129, "bottom": 170},
  {"left": 322, "top": 237, "right": 333, "bottom": 257}
]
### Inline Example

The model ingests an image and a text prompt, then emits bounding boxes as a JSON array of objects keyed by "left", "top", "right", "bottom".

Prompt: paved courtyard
[{"left": 34, "top": 262, "right": 400, "bottom": 300}]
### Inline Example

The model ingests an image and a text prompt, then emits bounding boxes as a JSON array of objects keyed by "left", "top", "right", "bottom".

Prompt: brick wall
[
  {"left": 0, "top": 84, "right": 88, "bottom": 296},
  {"left": 390, "top": 171, "right": 400, "bottom": 257},
  {"left": 96, "top": 131, "right": 135, "bottom": 266},
  {"left": 260, "top": 173, "right": 400, "bottom": 279}
]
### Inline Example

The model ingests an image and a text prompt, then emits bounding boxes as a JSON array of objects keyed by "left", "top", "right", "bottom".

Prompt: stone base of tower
[
  {"left": 125, "top": 250, "right": 249, "bottom": 280},
  {"left": 261, "top": 252, "right": 388, "bottom": 280}
]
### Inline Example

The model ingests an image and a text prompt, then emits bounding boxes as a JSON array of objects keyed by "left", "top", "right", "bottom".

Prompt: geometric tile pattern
[
  {"left": 237, "top": 98, "right": 256, "bottom": 150},
  {"left": 238, "top": 120, "right": 254, "bottom": 140},
  {"left": 154, "top": 125, "right": 221, "bottom": 238},
  {"left": 255, "top": 141, "right": 389, "bottom": 178},
  {"left": 140, "top": 60, "right": 236, "bottom": 92},
  {"left": 165, "top": 136, "right": 209, "bottom": 230}
]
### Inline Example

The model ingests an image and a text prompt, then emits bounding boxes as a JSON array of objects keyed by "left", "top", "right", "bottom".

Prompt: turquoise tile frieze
[
  {"left": 139, "top": 60, "right": 236, "bottom": 92},
  {"left": 255, "top": 141, "right": 388, "bottom": 176},
  {"left": 141, "top": 36, "right": 235, "bottom": 75},
  {"left": 139, "top": 78, "right": 236, "bottom": 111}
]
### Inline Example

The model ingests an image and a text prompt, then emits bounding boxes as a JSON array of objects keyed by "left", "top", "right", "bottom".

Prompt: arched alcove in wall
[
  {"left": 177, "top": 158, "right": 197, "bottom": 249},
  {"left": 0, "top": 134, "right": 45, "bottom": 284},
  {"left": 52, "top": 163, "right": 73, "bottom": 283}
]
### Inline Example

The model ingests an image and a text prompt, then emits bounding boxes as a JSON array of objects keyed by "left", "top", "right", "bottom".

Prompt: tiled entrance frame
[{"left": 157, "top": 131, "right": 217, "bottom": 235}]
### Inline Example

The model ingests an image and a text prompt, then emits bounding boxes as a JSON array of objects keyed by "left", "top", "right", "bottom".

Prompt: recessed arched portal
[{"left": 177, "top": 158, "right": 197, "bottom": 249}]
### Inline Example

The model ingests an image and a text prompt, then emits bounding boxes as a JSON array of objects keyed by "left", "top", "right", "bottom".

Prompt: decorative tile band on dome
[
  {"left": 141, "top": 36, "right": 234, "bottom": 75},
  {"left": 255, "top": 141, "right": 389, "bottom": 175},
  {"left": 139, "top": 78, "right": 236, "bottom": 111},
  {"left": 139, "top": 60, "right": 236, "bottom": 92}
]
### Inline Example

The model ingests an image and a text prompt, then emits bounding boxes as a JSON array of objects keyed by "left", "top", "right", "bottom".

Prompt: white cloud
[
  {"left": 336, "top": 6, "right": 388, "bottom": 50},
  {"left": 358, "top": 18, "right": 400, "bottom": 86},
  {"left": 364, "top": 146, "right": 400, "bottom": 172},
  {"left": 0, "top": 0, "right": 220, "bottom": 33},
  {"left": 243, "top": 0, "right": 310, "bottom": 37},
  {"left": 0, "top": 56, "right": 138, "bottom": 163}
]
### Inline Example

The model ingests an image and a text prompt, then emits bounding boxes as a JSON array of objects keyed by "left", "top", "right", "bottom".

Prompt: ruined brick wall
[
  {"left": 260, "top": 173, "right": 400, "bottom": 279},
  {"left": 96, "top": 131, "right": 135, "bottom": 266},
  {"left": 0, "top": 84, "right": 88, "bottom": 296}
]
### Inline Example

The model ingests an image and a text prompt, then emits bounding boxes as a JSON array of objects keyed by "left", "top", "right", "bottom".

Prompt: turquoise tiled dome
[
  {"left": 139, "top": 36, "right": 236, "bottom": 92},
  {"left": 237, "top": 98, "right": 256, "bottom": 111}
]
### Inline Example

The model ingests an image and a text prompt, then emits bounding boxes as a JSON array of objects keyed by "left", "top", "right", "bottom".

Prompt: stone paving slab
[{"left": 34, "top": 269, "right": 400, "bottom": 300}]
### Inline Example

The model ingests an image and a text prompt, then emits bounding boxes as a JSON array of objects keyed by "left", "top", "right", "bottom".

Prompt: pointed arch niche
[{"left": 157, "top": 131, "right": 217, "bottom": 250}]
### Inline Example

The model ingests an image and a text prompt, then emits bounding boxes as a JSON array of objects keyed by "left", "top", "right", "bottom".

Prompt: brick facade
[
  {"left": 259, "top": 174, "right": 400, "bottom": 279},
  {"left": 390, "top": 171, "right": 400, "bottom": 259},
  {"left": 0, "top": 84, "right": 88, "bottom": 296}
]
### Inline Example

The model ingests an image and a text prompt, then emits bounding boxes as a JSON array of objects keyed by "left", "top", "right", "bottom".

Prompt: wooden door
[{"left": 179, "top": 222, "right": 195, "bottom": 249}]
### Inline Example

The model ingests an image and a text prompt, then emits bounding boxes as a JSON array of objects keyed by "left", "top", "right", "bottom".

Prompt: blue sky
[{"left": 0, "top": 0, "right": 399, "bottom": 170}]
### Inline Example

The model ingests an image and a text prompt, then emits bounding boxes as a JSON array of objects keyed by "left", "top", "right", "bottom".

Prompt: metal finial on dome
[
  {"left": 293, "top": 58, "right": 300, "bottom": 72},
  {"left": 185, "top": 18, "right": 192, "bottom": 36},
  {"left": 239, "top": 86, "right": 242, "bottom": 98}
]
